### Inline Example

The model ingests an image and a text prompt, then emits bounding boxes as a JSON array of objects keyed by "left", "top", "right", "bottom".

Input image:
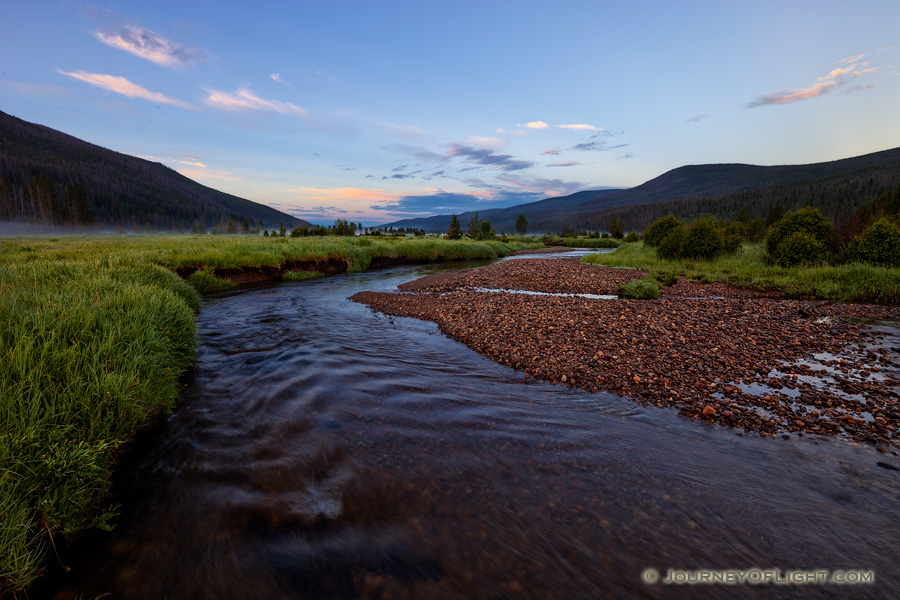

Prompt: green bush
[
  {"left": 847, "top": 218, "right": 900, "bottom": 266},
  {"left": 746, "top": 217, "right": 768, "bottom": 242},
  {"left": 623, "top": 230, "right": 641, "bottom": 243},
  {"left": 643, "top": 215, "right": 684, "bottom": 247},
  {"left": 657, "top": 223, "right": 687, "bottom": 261},
  {"left": 652, "top": 271, "right": 679, "bottom": 286},
  {"left": 775, "top": 231, "right": 827, "bottom": 267},
  {"left": 681, "top": 217, "right": 724, "bottom": 260},
  {"left": 619, "top": 277, "right": 660, "bottom": 299},
  {"left": 765, "top": 207, "right": 835, "bottom": 265}
]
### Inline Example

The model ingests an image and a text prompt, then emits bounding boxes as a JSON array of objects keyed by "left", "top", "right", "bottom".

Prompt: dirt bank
[{"left": 353, "top": 258, "right": 900, "bottom": 450}]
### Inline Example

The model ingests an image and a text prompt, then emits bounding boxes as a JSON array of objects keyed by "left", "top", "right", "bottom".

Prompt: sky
[{"left": 2, "top": 1, "right": 899, "bottom": 226}]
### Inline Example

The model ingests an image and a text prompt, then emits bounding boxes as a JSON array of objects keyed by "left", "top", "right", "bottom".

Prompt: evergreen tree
[
  {"left": 467, "top": 212, "right": 482, "bottom": 239},
  {"left": 515, "top": 213, "right": 528, "bottom": 235},
  {"left": 447, "top": 213, "right": 462, "bottom": 239}
]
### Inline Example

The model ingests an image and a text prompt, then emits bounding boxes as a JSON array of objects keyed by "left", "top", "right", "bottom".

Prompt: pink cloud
[
  {"left": 93, "top": 25, "right": 205, "bottom": 68},
  {"left": 750, "top": 55, "right": 879, "bottom": 107},
  {"left": 203, "top": 88, "right": 308, "bottom": 116},
  {"left": 58, "top": 70, "right": 195, "bottom": 109}
]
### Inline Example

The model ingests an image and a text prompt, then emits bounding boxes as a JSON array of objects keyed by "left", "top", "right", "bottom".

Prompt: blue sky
[{"left": 2, "top": 1, "right": 898, "bottom": 225}]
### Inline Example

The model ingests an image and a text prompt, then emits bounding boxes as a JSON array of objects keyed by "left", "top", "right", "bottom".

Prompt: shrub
[
  {"left": 623, "top": 229, "right": 641, "bottom": 243},
  {"left": 619, "top": 277, "right": 660, "bottom": 299},
  {"left": 765, "top": 207, "right": 835, "bottom": 265},
  {"left": 656, "top": 223, "right": 687, "bottom": 261},
  {"left": 846, "top": 218, "right": 900, "bottom": 266},
  {"left": 681, "top": 217, "right": 724, "bottom": 260},
  {"left": 652, "top": 271, "right": 679, "bottom": 286},
  {"left": 746, "top": 217, "right": 767, "bottom": 242},
  {"left": 775, "top": 231, "right": 827, "bottom": 267},
  {"left": 643, "top": 215, "right": 683, "bottom": 247}
]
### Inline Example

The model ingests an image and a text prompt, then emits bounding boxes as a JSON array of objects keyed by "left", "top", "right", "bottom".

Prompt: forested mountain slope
[{"left": 0, "top": 110, "right": 305, "bottom": 230}]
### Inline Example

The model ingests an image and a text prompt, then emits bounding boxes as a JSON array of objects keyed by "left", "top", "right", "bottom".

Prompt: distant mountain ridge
[
  {"left": 384, "top": 147, "right": 900, "bottom": 233},
  {"left": 0, "top": 110, "right": 305, "bottom": 231}
]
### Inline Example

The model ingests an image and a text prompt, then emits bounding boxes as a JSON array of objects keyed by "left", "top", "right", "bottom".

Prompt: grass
[
  {"left": 0, "top": 233, "right": 541, "bottom": 594},
  {"left": 583, "top": 241, "right": 900, "bottom": 304},
  {"left": 0, "top": 258, "right": 198, "bottom": 593}
]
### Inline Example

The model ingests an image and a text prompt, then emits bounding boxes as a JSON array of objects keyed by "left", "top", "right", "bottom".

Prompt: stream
[{"left": 53, "top": 253, "right": 900, "bottom": 599}]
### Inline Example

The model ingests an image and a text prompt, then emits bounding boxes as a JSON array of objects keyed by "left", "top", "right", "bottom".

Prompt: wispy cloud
[
  {"left": 684, "top": 114, "right": 707, "bottom": 123},
  {"left": 58, "top": 70, "right": 196, "bottom": 109},
  {"left": 3, "top": 81, "right": 67, "bottom": 96},
  {"left": 284, "top": 187, "right": 397, "bottom": 204},
  {"left": 496, "top": 174, "right": 586, "bottom": 197},
  {"left": 521, "top": 120, "right": 549, "bottom": 129},
  {"left": 378, "top": 121, "right": 428, "bottom": 140},
  {"left": 179, "top": 158, "right": 207, "bottom": 167},
  {"left": 547, "top": 161, "right": 580, "bottom": 167},
  {"left": 271, "top": 73, "right": 287, "bottom": 84},
  {"left": 571, "top": 138, "right": 629, "bottom": 152},
  {"left": 541, "top": 146, "right": 562, "bottom": 155},
  {"left": 93, "top": 25, "right": 206, "bottom": 67},
  {"left": 558, "top": 123, "right": 600, "bottom": 131},
  {"left": 203, "top": 88, "right": 308, "bottom": 116},
  {"left": 749, "top": 54, "right": 880, "bottom": 107},
  {"left": 177, "top": 167, "right": 241, "bottom": 181},
  {"left": 446, "top": 144, "right": 534, "bottom": 172}
]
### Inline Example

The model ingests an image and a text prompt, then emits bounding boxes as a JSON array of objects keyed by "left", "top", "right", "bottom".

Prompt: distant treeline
[
  {"left": 567, "top": 167, "right": 900, "bottom": 240},
  {"left": 0, "top": 110, "right": 303, "bottom": 230}
]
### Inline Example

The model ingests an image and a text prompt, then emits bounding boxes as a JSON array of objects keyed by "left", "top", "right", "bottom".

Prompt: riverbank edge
[{"left": 0, "top": 238, "right": 543, "bottom": 598}]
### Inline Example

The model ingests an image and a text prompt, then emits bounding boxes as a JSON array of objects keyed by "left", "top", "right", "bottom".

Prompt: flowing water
[{"left": 54, "top": 256, "right": 900, "bottom": 599}]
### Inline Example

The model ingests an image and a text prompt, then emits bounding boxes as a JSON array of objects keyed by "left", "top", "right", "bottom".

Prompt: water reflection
[{"left": 54, "top": 262, "right": 899, "bottom": 600}]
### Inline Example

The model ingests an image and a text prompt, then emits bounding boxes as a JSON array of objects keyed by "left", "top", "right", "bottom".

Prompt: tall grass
[
  {"left": 0, "top": 234, "right": 540, "bottom": 594},
  {"left": 583, "top": 242, "right": 900, "bottom": 303},
  {"left": 0, "top": 259, "right": 198, "bottom": 593},
  {"left": 0, "top": 234, "right": 540, "bottom": 273}
]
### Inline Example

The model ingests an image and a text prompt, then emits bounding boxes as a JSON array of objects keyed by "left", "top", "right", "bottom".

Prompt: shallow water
[{"left": 55, "top": 260, "right": 900, "bottom": 599}]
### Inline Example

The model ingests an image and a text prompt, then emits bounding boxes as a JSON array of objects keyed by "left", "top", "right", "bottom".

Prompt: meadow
[
  {"left": 0, "top": 234, "right": 540, "bottom": 595},
  {"left": 583, "top": 241, "right": 900, "bottom": 304}
]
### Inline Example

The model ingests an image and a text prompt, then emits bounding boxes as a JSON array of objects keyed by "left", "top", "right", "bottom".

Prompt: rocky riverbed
[{"left": 352, "top": 258, "right": 900, "bottom": 451}]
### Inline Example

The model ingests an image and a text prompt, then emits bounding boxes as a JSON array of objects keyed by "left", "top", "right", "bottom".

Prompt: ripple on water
[{"left": 55, "top": 262, "right": 900, "bottom": 600}]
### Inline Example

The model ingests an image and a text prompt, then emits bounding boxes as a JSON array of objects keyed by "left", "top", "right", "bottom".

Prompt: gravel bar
[{"left": 352, "top": 258, "right": 900, "bottom": 450}]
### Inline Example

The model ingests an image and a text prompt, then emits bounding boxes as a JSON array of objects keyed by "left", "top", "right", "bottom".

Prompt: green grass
[
  {"left": 583, "top": 241, "right": 900, "bottom": 304},
  {"left": 0, "top": 233, "right": 541, "bottom": 594},
  {"left": 282, "top": 270, "right": 326, "bottom": 282},
  {"left": 618, "top": 276, "right": 660, "bottom": 299},
  {"left": 0, "top": 258, "right": 198, "bottom": 593}
]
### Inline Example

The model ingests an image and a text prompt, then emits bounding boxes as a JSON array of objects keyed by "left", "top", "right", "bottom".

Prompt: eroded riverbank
[{"left": 352, "top": 258, "right": 900, "bottom": 449}]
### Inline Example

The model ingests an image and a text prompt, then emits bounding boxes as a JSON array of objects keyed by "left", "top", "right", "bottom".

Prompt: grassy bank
[
  {"left": 0, "top": 234, "right": 538, "bottom": 595},
  {"left": 583, "top": 242, "right": 900, "bottom": 304},
  {"left": 0, "top": 235, "right": 539, "bottom": 273},
  {"left": 0, "top": 259, "right": 199, "bottom": 594}
]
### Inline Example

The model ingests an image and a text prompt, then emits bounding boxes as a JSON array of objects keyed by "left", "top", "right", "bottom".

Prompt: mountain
[
  {"left": 383, "top": 148, "right": 900, "bottom": 234},
  {"left": 0, "top": 110, "right": 306, "bottom": 231},
  {"left": 384, "top": 189, "right": 622, "bottom": 233}
]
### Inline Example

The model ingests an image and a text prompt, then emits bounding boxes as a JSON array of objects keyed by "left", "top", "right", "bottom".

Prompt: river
[{"left": 53, "top": 253, "right": 900, "bottom": 599}]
